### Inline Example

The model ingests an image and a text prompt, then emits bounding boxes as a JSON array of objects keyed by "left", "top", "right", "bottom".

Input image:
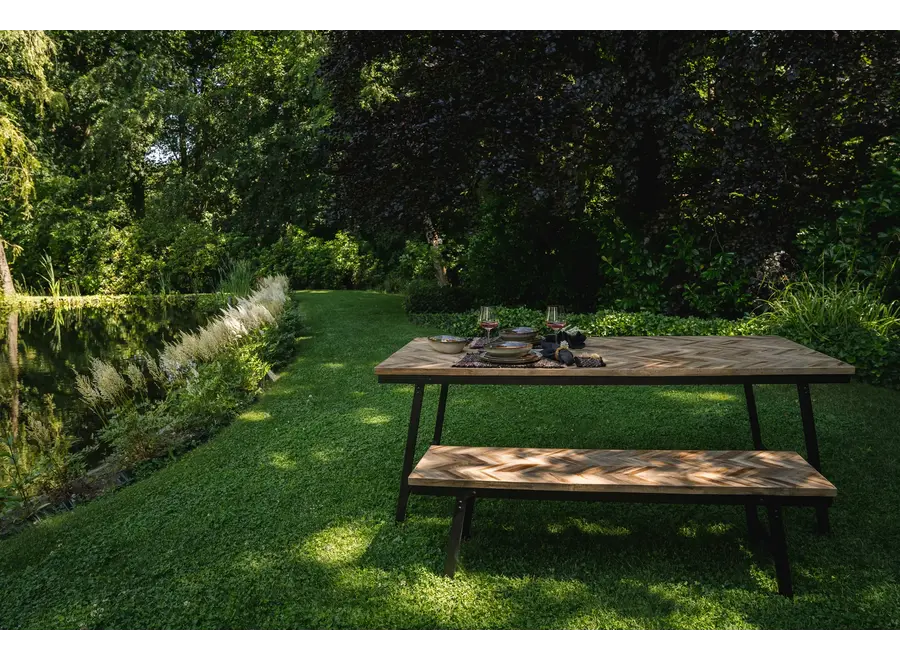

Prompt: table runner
[{"left": 452, "top": 353, "right": 606, "bottom": 369}]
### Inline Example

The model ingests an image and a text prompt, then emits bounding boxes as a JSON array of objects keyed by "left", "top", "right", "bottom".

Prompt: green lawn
[{"left": 2, "top": 290, "right": 899, "bottom": 629}]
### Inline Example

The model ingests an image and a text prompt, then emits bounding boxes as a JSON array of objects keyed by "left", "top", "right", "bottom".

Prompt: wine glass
[
  {"left": 478, "top": 306, "right": 499, "bottom": 347},
  {"left": 545, "top": 305, "right": 566, "bottom": 344}
]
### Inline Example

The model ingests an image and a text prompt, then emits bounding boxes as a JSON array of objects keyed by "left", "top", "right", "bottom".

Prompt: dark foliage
[
  {"left": 403, "top": 280, "right": 474, "bottom": 314},
  {"left": 323, "top": 31, "right": 900, "bottom": 314}
]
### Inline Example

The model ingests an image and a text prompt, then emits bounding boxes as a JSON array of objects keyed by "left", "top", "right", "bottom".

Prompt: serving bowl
[
  {"left": 499, "top": 326, "right": 539, "bottom": 342},
  {"left": 483, "top": 340, "right": 532, "bottom": 359},
  {"left": 428, "top": 335, "right": 469, "bottom": 354}
]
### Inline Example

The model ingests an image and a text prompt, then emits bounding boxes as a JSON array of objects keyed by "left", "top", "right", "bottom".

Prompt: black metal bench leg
[
  {"left": 745, "top": 504, "right": 764, "bottom": 542},
  {"left": 395, "top": 384, "right": 425, "bottom": 523},
  {"left": 744, "top": 384, "right": 765, "bottom": 450},
  {"left": 462, "top": 496, "right": 475, "bottom": 540},
  {"left": 766, "top": 504, "right": 793, "bottom": 598},
  {"left": 797, "top": 382, "right": 830, "bottom": 535},
  {"left": 444, "top": 495, "right": 470, "bottom": 577},
  {"left": 432, "top": 383, "right": 449, "bottom": 445}
]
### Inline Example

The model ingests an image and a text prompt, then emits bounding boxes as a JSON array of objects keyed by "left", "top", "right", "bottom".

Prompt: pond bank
[{"left": 0, "top": 292, "right": 229, "bottom": 314}]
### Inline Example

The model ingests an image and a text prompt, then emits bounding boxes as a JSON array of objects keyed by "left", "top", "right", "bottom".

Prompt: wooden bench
[{"left": 408, "top": 446, "right": 837, "bottom": 597}]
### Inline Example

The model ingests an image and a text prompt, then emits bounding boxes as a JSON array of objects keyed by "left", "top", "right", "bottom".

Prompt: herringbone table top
[
  {"left": 409, "top": 446, "right": 837, "bottom": 497},
  {"left": 375, "top": 335, "right": 854, "bottom": 380}
]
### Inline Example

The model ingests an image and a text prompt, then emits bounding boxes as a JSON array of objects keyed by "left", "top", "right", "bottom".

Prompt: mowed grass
[{"left": 1, "top": 290, "right": 899, "bottom": 629}]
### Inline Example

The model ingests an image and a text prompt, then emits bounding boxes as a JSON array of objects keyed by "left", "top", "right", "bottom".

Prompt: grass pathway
[{"left": 1, "top": 290, "right": 899, "bottom": 628}]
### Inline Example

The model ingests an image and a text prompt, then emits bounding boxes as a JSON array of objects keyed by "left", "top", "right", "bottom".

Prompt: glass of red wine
[
  {"left": 545, "top": 305, "right": 566, "bottom": 344},
  {"left": 478, "top": 306, "right": 499, "bottom": 347}
]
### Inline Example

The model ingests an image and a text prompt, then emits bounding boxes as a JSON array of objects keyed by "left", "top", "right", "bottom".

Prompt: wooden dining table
[{"left": 375, "top": 335, "right": 855, "bottom": 531}]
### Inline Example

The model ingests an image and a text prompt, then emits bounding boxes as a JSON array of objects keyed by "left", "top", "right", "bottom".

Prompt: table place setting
[{"left": 427, "top": 305, "right": 606, "bottom": 369}]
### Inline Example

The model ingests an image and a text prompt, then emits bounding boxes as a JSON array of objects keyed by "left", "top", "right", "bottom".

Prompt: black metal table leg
[
  {"left": 744, "top": 384, "right": 764, "bottom": 450},
  {"left": 766, "top": 504, "right": 793, "bottom": 598},
  {"left": 745, "top": 504, "right": 764, "bottom": 542},
  {"left": 462, "top": 496, "right": 475, "bottom": 540},
  {"left": 444, "top": 495, "right": 471, "bottom": 577},
  {"left": 432, "top": 383, "right": 449, "bottom": 445},
  {"left": 797, "top": 382, "right": 831, "bottom": 535},
  {"left": 395, "top": 383, "right": 425, "bottom": 523}
]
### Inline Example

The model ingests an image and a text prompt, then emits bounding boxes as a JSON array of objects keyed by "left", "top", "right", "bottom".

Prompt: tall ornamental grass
[
  {"left": 760, "top": 278, "right": 900, "bottom": 340},
  {"left": 76, "top": 275, "right": 289, "bottom": 411}
]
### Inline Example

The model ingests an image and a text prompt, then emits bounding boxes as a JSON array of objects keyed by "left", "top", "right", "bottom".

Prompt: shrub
[
  {"left": 261, "top": 226, "right": 381, "bottom": 290},
  {"left": 261, "top": 296, "right": 306, "bottom": 369},
  {"left": 100, "top": 407, "right": 171, "bottom": 466},
  {"left": 760, "top": 278, "right": 900, "bottom": 386},
  {"left": 163, "top": 222, "right": 226, "bottom": 293},
  {"left": 409, "top": 307, "right": 746, "bottom": 339},
  {"left": 100, "top": 340, "right": 272, "bottom": 467},
  {"left": 167, "top": 345, "right": 268, "bottom": 441},
  {"left": 797, "top": 137, "right": 900, "bottom": 301},
  {"left": 25, "top": 396, "right": 86, "bottom": 499},
  {"left": 403, "top": 279, "right": 474, "bottom": 313}
]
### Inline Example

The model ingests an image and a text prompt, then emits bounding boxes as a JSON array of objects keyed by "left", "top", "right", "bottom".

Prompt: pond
[{"left": 1, "top": 297, "right": 220, "bottom": 465}]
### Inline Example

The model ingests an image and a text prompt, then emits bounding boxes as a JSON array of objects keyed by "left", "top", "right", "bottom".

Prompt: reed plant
[
  {"left": 217, "top": 259, "right": 255, "bottom": 298},
  {"left": 39, "top": 253, "right": 61, "bottom": 300}
]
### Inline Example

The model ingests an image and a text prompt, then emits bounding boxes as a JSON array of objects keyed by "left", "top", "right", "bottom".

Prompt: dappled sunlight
[
  {"left": 322, "top": 362, "right": 345, "bottom": 369},
  {"left": 315, "top": 558, "right": 521, "bottom": 629},
  {"left": 309, "top": 448, "right": 342, "bottom": 464},
  {"left": 297, "top": 521, "right": 380, "bottom": 567},
  {"left": 239, "top": 410, "right": 271, "bottom": 422},
  {"left": 353, "top": 407, "right": 394, "bottom": 426},
  {"left": 236, "top": 549, "right": 280, "bottom": 573},
  {"left": 657, "top": 389, "right": 738, "bottom": 403},
  {"left": 362, "top": 414, "right": 393, "bottom": 425},
  {"left": 677, "top": 520, "right": 733, "bottom": 538},
  {"left": 268, "top": 452, "right": 297, "bottom": 470},
  {"left": 548, "top": 518, "right": 633, "bottom": 538}
]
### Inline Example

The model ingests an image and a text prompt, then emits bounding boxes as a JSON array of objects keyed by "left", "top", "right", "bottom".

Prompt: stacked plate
[
  {"left": 498, "top": 326, "right": 540, "bottom": 344},
  {"left": 480, "top": 340, "right": 539, "bottom": 365}
]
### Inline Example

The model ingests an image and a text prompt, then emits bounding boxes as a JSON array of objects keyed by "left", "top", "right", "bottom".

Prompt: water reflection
[{"left": 1, "top": 298, "right": 215, "bottom": 454}]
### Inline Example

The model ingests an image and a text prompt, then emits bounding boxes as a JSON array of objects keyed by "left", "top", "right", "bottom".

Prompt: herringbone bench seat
[{"left": 408, "top": 446, "right": 837, "bottom": 597}]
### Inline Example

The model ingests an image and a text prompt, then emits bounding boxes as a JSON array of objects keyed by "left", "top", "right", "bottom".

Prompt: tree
[{"left": 0, "top": 30, "right": 57, "bottom": 297}]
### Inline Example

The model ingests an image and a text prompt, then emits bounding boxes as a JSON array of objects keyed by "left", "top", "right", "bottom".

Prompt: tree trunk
[
  {"left": 7, "top": 310, "right": 19, "bottom": 440},
  {"left": 179, "top": 114, "right": 189, "bottom": 177},
  {"left": 0, "top": 237, "right": 16, "bottom": 298},
  {"left": 424, "top": 220, "right": 449, "bottom": 287},
  {"left": 130, "top": 173, "right": 146, "bottom": 220}
]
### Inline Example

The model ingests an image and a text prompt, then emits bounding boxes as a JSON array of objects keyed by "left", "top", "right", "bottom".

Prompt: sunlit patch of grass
[
  {"left": 355, "top": 408, "right": 393, "bottom": 425},
  {"left": 299, "top": 522, "right": 380, "bottom": 567},
  {"left": 268, "top": 452, "right": 297, "bottom": 470},
  {"left": 237, "top": 550, "right": 279, "bottom": 573},
  {"left": 240, "top": 410, "right": 271, "bottom": 422},
  {"left": 657, "top": 389, "right": 738, "bottom": 402}
]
